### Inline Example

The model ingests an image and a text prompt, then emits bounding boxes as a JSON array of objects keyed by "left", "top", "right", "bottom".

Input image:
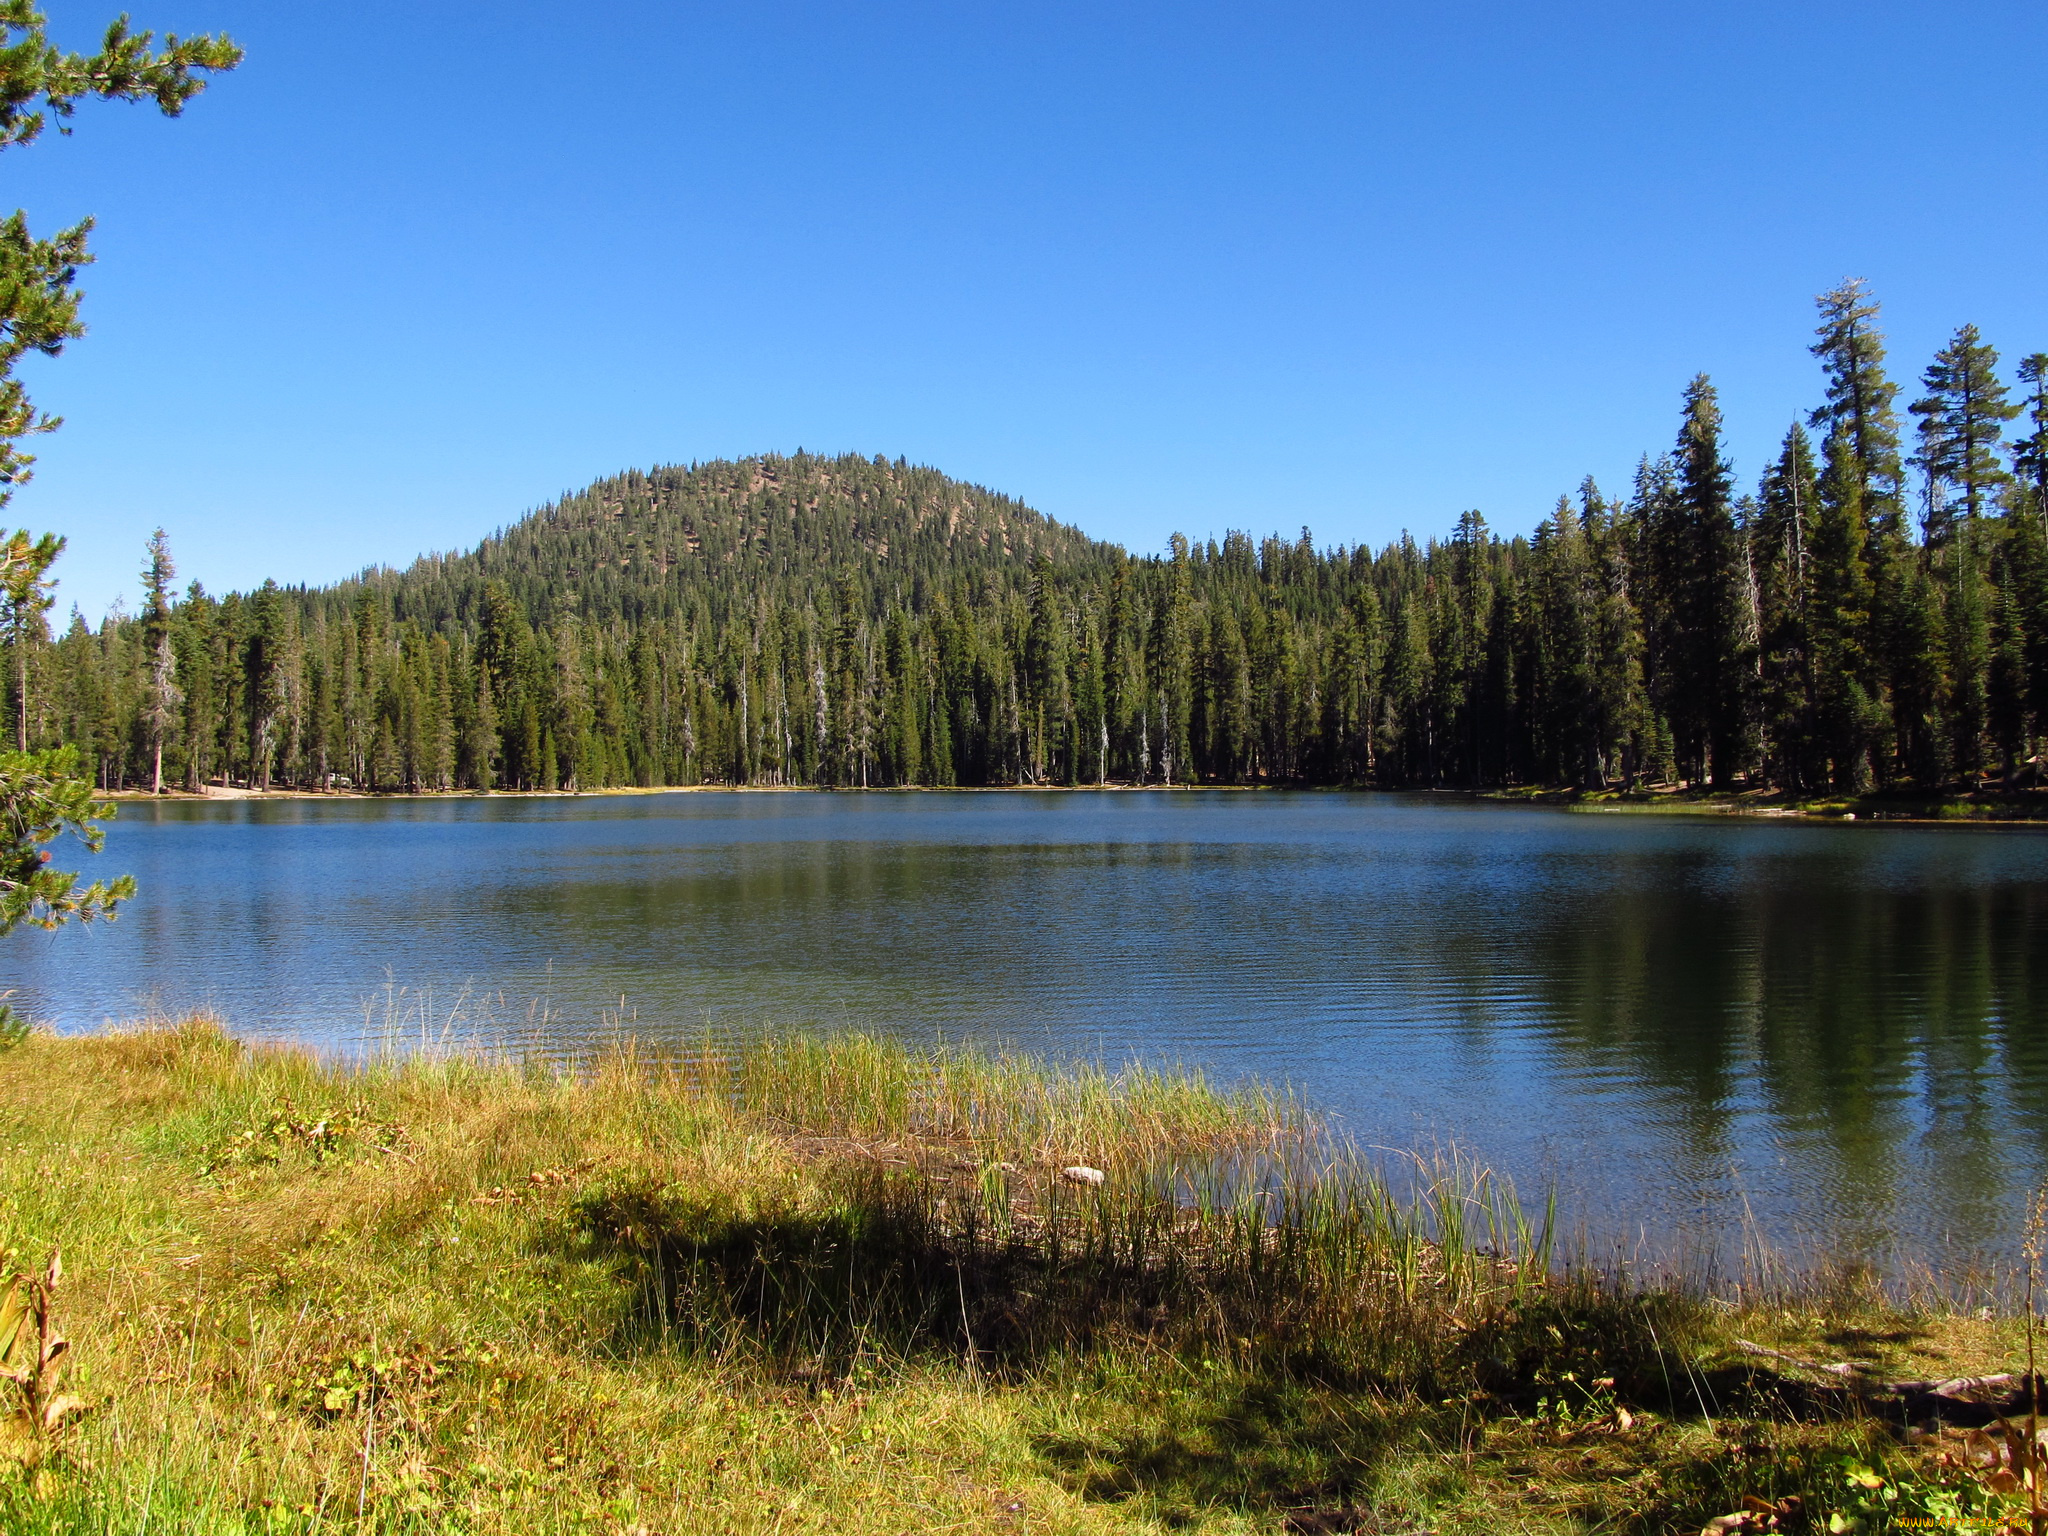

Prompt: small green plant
[
  {"left": 286, "top": 1345, "right": 450, "bottom": 1422},
  {"left": 1905, "top": 1424, "right": 2048, "bottom": 1525},
  {"left": 1807, "top": 1445, "right": 2035, "bottom": 1533},
  {"left": 0, "top": 1248, "right": 89, "bottom": 1471},
  {"left": 1528, "top": 1368, "right": 1619, "bottom": 1436},
  {"left": 201, "top": 1097, "right": 409, "bottom": 1176},
  {"left": 0, "top": 1002, "right": 27, "bottom": 1052}
]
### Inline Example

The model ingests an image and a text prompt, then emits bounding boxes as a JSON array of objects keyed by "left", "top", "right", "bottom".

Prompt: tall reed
[{"left": 574, "top": 1032, "right": 1568, "bottom": 1393}]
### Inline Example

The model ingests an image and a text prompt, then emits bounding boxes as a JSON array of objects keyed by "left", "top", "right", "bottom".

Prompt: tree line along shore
[{"left": 14, "top": 282, "right": 2047, "bottom": 805}]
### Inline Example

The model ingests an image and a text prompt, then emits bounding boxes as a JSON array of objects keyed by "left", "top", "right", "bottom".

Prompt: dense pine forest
[{"left": 22, "top": 282, "right": 2048, "bottom": 796}]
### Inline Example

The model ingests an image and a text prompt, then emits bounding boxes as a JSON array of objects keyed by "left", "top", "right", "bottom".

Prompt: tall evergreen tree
[
  {"left": 1880, "top": 545, "right": 1947, "bottom": 786},
  {"left": 1810, "top": 279, "right": 1906, "bottom": 535},
  {"left": 1808, "top": 427, "right": 1879, "bottom": 790},
  {"left": 0, "top": 527, "right": 59, "bottom": 750},
  {"left": 138, "top": 527, "right": 179, "bottom": 793},
  {"left": 1530, "top": 497, "right": 1599, "bottom": 785},
  {"left": 2008, "top": 353, "right": 2048, "bottom": 524},
  {"left": 1753, "top": 425, "right": 1818, "bottom": 785},
  {"left": 1149, "top": 536, "right": 1193, "bottom": 784},
  {"left": 1656, "top": 377, "right": 1749, "bottom": 786},
  {"left": 1910, "top": 323, "right": 2019, "bottom": 542},
  {"left": 243, "top": 581, "right": 291, "bottom": 790},
  {"left": 1986, "top": 511, "right": 2040, "bottom": 783}
]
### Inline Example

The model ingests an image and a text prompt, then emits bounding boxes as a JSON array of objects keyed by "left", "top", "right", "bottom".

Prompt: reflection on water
[{"left": 7, "top": 789, "right": 2047, "bottom": 1264}]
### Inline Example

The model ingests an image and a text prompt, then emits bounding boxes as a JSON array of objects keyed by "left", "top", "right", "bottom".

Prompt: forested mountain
[
  {"left": 23, "top": 282, "right": 2048, "bottom": 797},
  {"left": 368, "top": 453, "right": 1111, "bottom": 638}
]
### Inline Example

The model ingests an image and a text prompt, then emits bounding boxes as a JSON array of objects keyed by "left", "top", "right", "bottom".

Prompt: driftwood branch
[
  {"left": 1732, "top": 1338, "right": 1873, "bottom": 1379},
  {"left": 1733, "top": 1341, "right": 2044, "bottom": 1425}
]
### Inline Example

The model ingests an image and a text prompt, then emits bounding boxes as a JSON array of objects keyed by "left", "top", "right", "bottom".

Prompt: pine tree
[
  {"left": 1443, "top": 509, "right": 1497, "bottom": 787},
  {"left": 1207, "top": 602, "right": 1252, "bottom": 781},
  {"left": 1530, "top": 497, "right": 1598, "bottom": 785},
  {"left": 1996, "top": 496, "right": 2048, "bottom": 774},
  {"left": 1881, "top": 548, "right": 1946, "bottom": 786},
  {"left": 882, "top": 605, "right": 922, "bottom": 785},
  {"left": 1579, "top": 479, "right": 1647, "bottom": 785},
  {"left": 458, "top": 640, "right": 494, "bottom": 790},
  {"left": 1910, "top": 324, "right": 2019, "bottom": 543},
  {"left": 1656, "top": 377, "right": 1749, "bottom": 786},
  {"left": 1069, "top": 599, "right": 1105, "bottom": 785},
  {"left": 1808, "top": 427, "right": 1879, "bottom": 789},
  {"left": 138, "top": 527, "right": 179, "bottom": 793},
  {"left": 1810, "top": 280, "right": 1906, "bottom": 535},
  {"left": 1381, "top": 558, "right": 1431, "bottom": 784},
  {"left": 1343, "top": 582, "right": 1385, "bottom": 779},
  {"left": 173, "top": 582, "right": 216, "bottom": 789},
  {"left": 2009, "top": 353, "right": 2048, "bottom": 525},
  {"left": 1753, "top": 426, "right": 1817, "bottom": 785},
  {"left": 476, "top": 580, "right": 530, "bottom": 785},
  {"left": 1023, "top": 554, "right": 1071, "bottom": 782},
  {"left": 243, "top": 581, "right": 292, "bottom": 790},
  {"left": 1149, "top": 537, "right": 1193, "bottom": 784},
  {"left": 1944, "top": 530, "right": 1993, "bottom": 781},
  {"left": 0, "top": 528, "right": 60, "bottom": 750},
  {"left": 1987, "top": 514, "right": 2037, "bottom": 782}
]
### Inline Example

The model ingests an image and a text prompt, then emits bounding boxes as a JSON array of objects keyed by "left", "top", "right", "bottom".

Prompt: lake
[{"left": 9, "top": 789, "right": 2048, "bottom": 1269}]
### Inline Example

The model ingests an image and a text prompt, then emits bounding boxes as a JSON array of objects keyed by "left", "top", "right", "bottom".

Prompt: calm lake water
[{"left": 10, "top": 790, "right": 2048, "bottom": 1268}]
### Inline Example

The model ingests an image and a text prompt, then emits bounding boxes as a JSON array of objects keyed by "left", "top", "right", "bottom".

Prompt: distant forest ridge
[{"left": 33, "top": 282, "right": 2048, "bottom": 794}]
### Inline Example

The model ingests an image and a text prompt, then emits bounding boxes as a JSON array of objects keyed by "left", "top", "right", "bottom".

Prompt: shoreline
[
  {"left": 101, "top": 779, "right": 2048, "bottom": 825},
  {"left": 1, "top": 1020, "right": 2026, "bottom": 1532},
  {"left": 1479, "top": 783, "right": 2048, "bottom": 825}
]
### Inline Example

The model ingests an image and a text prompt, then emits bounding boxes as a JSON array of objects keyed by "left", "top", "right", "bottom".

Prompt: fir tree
[
  {"left": 1986, "top": 515, "right": 2037, "bottom": 782},
  {"left": 0, "top": 527, "right": 59, "bottom": 750},
  {"left": 1530, "top": 497, "right": 1599, "bottom": 785},
  {"left": 138, "top": 528, "right": 179, "bottom": 794},
  {"left": 1810, "top": 279, "right": 1905, "bottom": 534},
  {"left": 2009, "top": 353, "right": 2048, "bottom": 524},
  {"left": 1753, "top": 425, "right": 1818, "bottom": 785},
  {"left": 1658, "top": 377, "right": 1749, "bottom": 786},
  {"left": 1808, "top": 428, "right": 1879, "bottom": 789},
  {"left": 1910, "top": 324, "right": 2019, "bottom": 543}
]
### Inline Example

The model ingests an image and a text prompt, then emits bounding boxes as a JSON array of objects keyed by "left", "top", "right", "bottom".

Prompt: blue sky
[{"left": 12, "top": 1, "right": 2048, "bottom": 616}]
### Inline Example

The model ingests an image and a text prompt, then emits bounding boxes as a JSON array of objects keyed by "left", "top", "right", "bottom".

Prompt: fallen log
[{"left": 1730, "top": 1341, "right": 2044, "bottom": 1426}]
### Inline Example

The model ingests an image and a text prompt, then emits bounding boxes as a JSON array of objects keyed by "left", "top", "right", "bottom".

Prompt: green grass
[{"left": 0, "top": 1020, "right": 2033, "bottom": 1532}]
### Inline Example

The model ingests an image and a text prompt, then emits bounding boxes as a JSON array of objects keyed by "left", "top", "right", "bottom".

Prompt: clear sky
[{"left": 12, "top": 0, "right": 2048, "bottom": 616}]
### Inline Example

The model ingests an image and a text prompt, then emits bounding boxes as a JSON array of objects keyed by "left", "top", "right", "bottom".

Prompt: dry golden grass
[{"left": 0, "top": 1019, "right": 2030, "bottom": 1534}]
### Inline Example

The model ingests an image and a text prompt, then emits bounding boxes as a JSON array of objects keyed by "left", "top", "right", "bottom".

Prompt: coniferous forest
[{"left": 25, "top": 282, "right": 2048, "bottom": 797}]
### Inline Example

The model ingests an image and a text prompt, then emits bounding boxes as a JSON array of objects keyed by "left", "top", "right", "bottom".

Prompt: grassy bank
[
  {"left": 1485, "top": 783, "right": 2048, "bottom": 823},
  {"left": 0, "top": 1023, "right": 2036, "bottom": 1533}
]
